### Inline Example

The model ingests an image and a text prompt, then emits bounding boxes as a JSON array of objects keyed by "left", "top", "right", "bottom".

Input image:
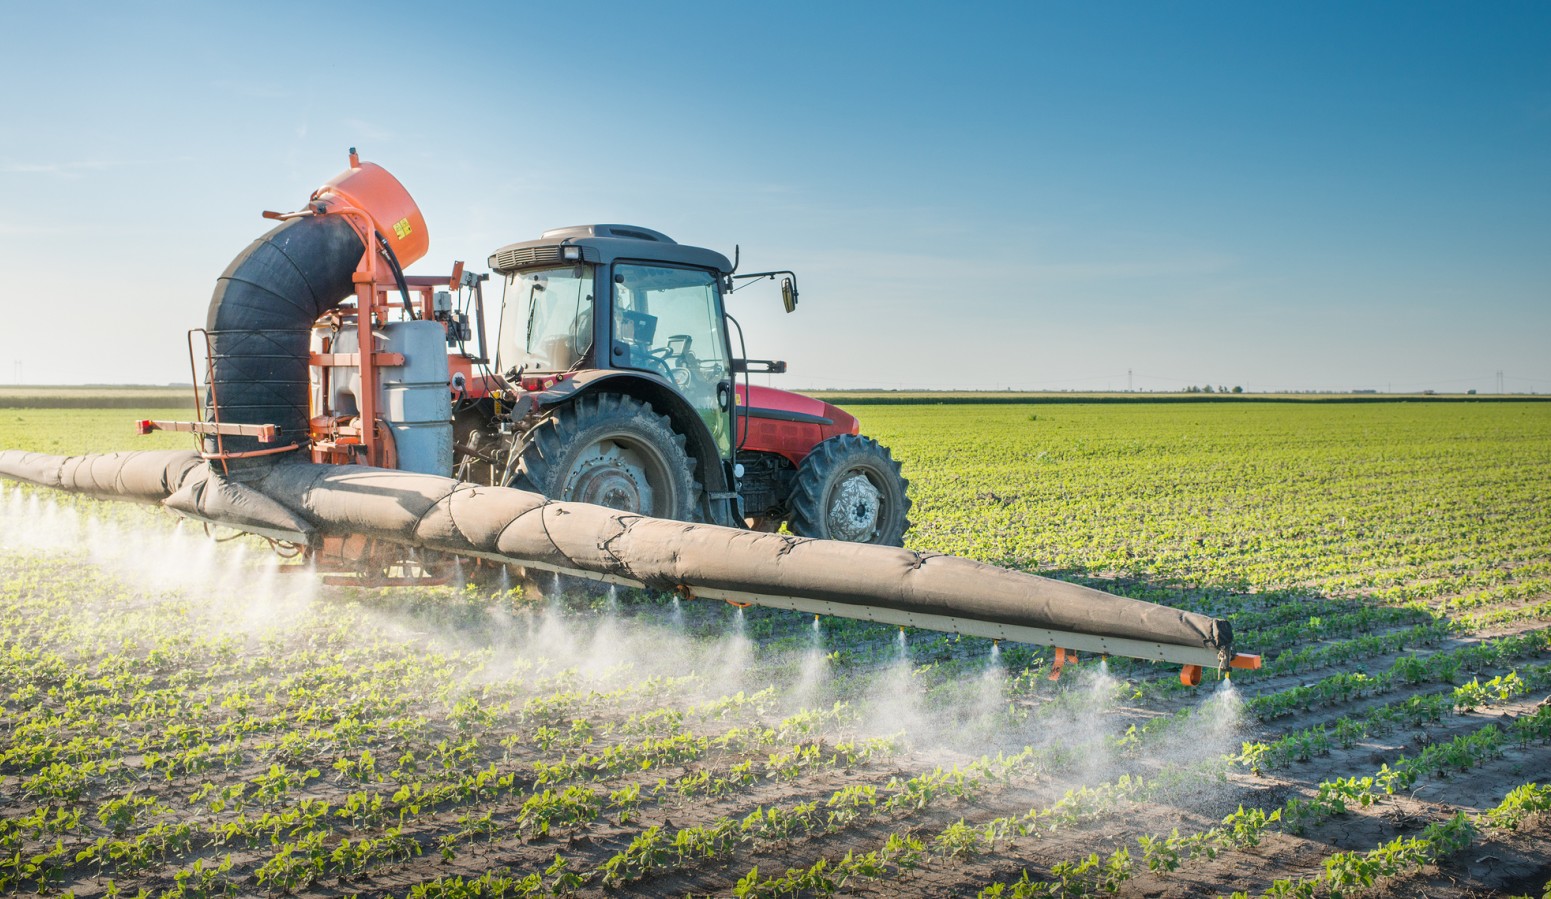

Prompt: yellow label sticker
[{"left": 392, "top": 218, "right": 412, "bottom": 240}]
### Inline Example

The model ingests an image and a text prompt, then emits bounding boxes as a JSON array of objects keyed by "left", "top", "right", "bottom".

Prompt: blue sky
[{"left": 2, "top": 1, "right": 1546, "bottom": 392}]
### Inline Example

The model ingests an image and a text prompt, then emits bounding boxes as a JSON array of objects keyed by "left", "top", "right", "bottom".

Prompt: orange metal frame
[
  {"left": 135, "top": 329, "right": 303, "bottom": 474},
  {"left": 1040, "top": 647, "right": 1260, "bottom": 685},
  {"left": 305, "top": 266, "right": 468, "bottom": 468}
]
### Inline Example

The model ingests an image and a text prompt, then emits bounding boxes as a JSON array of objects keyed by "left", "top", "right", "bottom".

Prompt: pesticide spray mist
[
  {"left": 0, "top": 483, "right": 319, "bottom": 638},
  {"left": 1, "top": 482, "right": 1249, "bottom": 819}
]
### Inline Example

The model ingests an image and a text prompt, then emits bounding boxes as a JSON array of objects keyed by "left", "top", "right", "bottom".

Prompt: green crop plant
[
  {"left": 1261, "top": 813, "right": 1477, "bottom": 897},
  {"left": 934, "top": 819, "right": 999, "bottom": 859},
  {"left": 1479, "top": 783, "right": 1551, "bottom": 831},
  {"left": 514, "top": 786, "right": 599, "bottom": 838},
  {"left": 162, "top": 856, "right": 238, "bottom": 899},
  {"left": 252, "top": 830, "right": 329, "bottom": 893}
]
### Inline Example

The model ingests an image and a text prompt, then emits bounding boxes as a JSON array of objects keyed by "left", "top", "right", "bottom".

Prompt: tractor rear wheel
[
  {"left": 513, "top": 393, "right": 701, "bottom": 521},
  {"left": 788, "top": 435, "right": 910, "bottom": 546}
]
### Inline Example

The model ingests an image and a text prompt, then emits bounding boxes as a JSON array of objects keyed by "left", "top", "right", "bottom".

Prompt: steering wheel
[
  {"left": 637, "top": 335, "right": 687, "bottom": 384},
  {"left": 663, "top": 335, "right": 699, "bottom": 388},
  {"left": 636, "top": 346, "right": 673, "bottom": 379}
]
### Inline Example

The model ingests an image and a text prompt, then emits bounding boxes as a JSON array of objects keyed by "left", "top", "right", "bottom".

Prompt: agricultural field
[
  {"left": 0, "top": 387, "right": 188, "bottom": 410},
  {"left": 2, "top": 397, "right": 1550, "bottom": 898}
]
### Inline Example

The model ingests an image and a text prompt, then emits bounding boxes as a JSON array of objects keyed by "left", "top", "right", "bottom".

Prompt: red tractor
[{"left": 465, "top": 224, "right": 911, "bottom": 545}]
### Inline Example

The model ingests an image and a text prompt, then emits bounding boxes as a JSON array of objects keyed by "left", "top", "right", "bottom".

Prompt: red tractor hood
[{"left": 735, "top": 384, "right": 858, "bottom": 466}]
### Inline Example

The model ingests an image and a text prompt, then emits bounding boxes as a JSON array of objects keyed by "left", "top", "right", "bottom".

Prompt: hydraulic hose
[{"left": 375, "top": 229, "right": 416, "bottom": 319}]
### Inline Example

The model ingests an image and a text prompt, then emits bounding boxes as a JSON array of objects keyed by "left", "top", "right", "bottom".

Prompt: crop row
[
  {"left": 730, "top": 700, "right": 1547, "bottom": 898},
  {"left": 1238, "top": 662, "right": 1551, "bottom": 772},
  {"left": 243, "top": 678, "right": 1212, "bottom": 898},
  {"left": 1243, "top": 627, "right": 1551, "bottom": 720},
  {"left": 974, "top": 708, "right": 1551, "bottom": 898},
  {"left": 1243, "top": 781, "right": 1551, "bottom": 899},
  {"left": 0, "top": 702, "right": 896, "bottom": 891},
  {"left": 726, "top": 686, "right": 1247, "bottom": 898}
]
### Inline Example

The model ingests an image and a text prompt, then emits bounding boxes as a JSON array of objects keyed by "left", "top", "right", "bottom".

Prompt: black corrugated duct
[{"left": 203, "top": 215, "right": 363, "bottom": 467}]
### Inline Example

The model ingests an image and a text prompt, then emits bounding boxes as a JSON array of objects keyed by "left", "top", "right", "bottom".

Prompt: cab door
[{"left": 609, "top": 263, "right": 733, "bottom": 458}]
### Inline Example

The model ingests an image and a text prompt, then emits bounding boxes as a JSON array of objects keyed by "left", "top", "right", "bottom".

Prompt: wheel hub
[
  {"left": 566, "top": 441, "right": 655, "bottom": 514},
  {"left": 828, "top": 473, "right": 882, "bottom": 542}
]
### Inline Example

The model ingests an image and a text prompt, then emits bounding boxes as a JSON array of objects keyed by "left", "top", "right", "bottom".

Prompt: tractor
[{"left": 457, "top": 224, "right": 911, "bottom": 546}]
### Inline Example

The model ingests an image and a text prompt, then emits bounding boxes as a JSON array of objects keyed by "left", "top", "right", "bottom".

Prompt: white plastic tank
[
  {"left": 311, "top": 325, "right": 361, "bottom": 420},
  {"left": 327, "top": 328, "right": 364, "bottom": 418},
  {"left": 378, "top": 321, "right": 453, "bottom": 475}
]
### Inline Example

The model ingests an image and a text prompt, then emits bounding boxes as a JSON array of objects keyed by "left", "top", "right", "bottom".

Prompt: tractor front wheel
[
  {"left": 788, "top": 435, "right": 910, "bottom": 546},
  {"left": 513, "top": 393, "right": 701, "bottom": 521}
]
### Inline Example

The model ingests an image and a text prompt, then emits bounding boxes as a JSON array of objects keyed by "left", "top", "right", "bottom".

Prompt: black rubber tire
[
  {"left": 512, "top": 393, "right": 701, "bottom": 521},
  {"left": 787, "top": 434, "right": 910, "bottom": 546}
]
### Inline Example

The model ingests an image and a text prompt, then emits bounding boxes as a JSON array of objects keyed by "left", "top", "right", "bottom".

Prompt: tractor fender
[{"left": 529, "top": 369, "right": 738, "bottom": 526}]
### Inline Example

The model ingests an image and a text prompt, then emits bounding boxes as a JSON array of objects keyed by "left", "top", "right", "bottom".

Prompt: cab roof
[{"left": 488, "top": 224, "right": 734, "bottom": 275}]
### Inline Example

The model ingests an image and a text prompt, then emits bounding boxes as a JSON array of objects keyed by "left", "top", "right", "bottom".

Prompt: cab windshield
[{"left": 496, "top": 264, "right": 594, "bottom": 374}]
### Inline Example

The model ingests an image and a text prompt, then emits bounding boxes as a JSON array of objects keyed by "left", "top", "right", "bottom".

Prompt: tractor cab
[
  {"left": 485, "top": 225, "right": 910, "bottom": 545},
  {"left": 493, "top": 225, "right": 734, "bottom": 459}
]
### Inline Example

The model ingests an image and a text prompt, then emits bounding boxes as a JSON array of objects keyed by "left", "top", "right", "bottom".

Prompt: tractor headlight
[{"left": 561, "top": 245, "right": 581, "bottom": 261}]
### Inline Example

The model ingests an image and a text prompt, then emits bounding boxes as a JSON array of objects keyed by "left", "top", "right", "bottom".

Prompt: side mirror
[
  {"left": 732, "top": 359, "right": 787, "bottom": 374},
  {"left": 781, "top": 277, "right": 798, "bottom": 314}
]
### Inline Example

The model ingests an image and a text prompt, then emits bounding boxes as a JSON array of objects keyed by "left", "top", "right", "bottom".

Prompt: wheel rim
[
  {"left": 826, "top": 471, "right": 884, "bottom": 542},
  {"left": 563, "top": 436, "right": 672, "bottom": 515}
]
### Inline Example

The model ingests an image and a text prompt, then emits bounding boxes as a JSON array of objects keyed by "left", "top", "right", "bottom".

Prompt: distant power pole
[
  {"left": 1497, "top": 370, "right": 1505, "bottom": 394},
  {"left": 1127, "top": 369, "right": 1133, "bottom": 391},
  {"left": 12, "top": 361, "right": 20, "bottom": 385}
]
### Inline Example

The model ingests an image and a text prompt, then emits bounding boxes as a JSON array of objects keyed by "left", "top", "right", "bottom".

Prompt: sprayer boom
[{"left": 0, "top": 448, "right": 1260, "bottom": 682}]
